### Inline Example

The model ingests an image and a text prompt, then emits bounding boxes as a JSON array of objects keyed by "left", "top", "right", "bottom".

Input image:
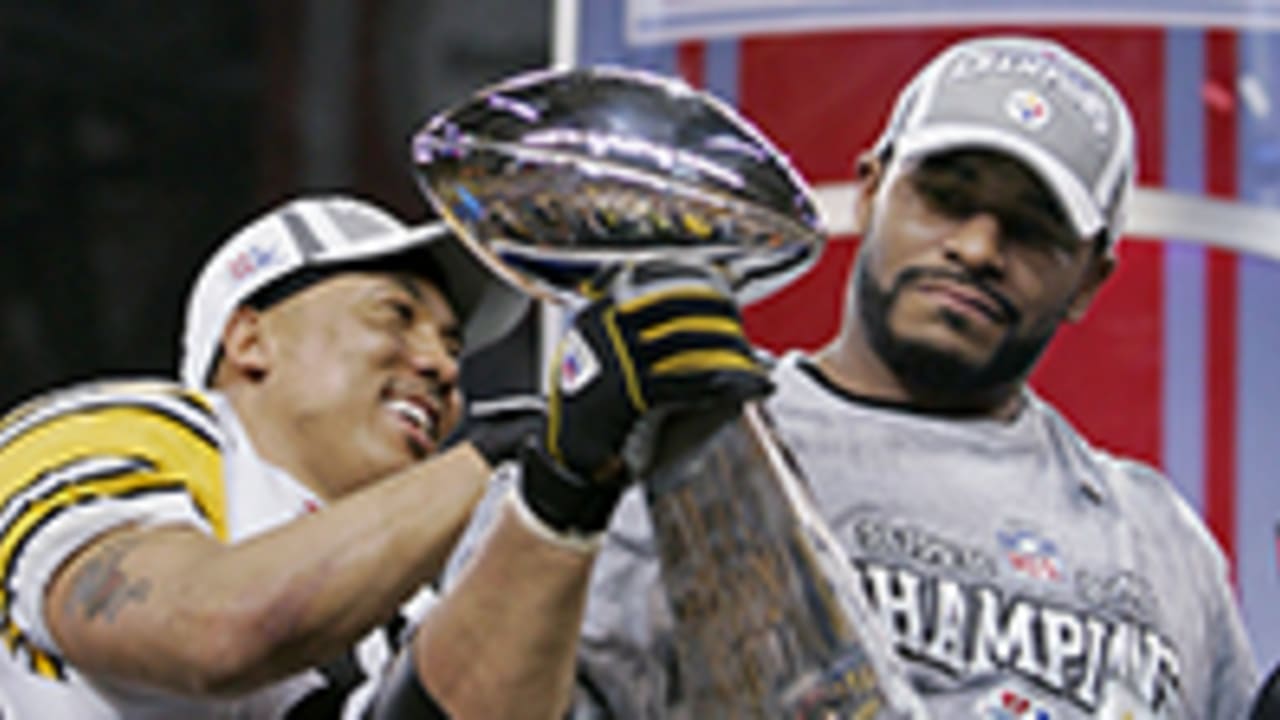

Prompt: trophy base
[{"left": 644, "top": 403, "right": 926, "bottom": 719}]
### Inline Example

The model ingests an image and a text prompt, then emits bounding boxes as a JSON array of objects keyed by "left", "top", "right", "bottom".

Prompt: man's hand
[
  {"left": 456, "top": 399, "right": 545, "bottom": 468},
  {"left": 446, "top": 303, "right": 545, "bottom": 467},
  {"left": 520, "top": 259, "right": 772, "bottom": 535}
]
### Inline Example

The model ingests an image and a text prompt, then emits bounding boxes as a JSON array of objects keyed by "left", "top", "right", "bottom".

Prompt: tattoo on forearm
[{"left": 66, "top": 535, "right": 153, "bottom": 623}]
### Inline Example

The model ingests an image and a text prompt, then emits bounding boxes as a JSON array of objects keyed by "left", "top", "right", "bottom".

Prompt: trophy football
[{"left": 413, "top": 66, "right": 926, "bottom": 719}]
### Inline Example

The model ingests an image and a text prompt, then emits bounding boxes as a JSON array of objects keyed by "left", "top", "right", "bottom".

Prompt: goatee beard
[{"left": 855, "top": 259, "right": 1057, "bottom": 403}]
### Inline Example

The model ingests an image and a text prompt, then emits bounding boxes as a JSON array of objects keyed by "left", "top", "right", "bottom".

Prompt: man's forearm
[
  {"left": 47, "top": 445, "right": 490, "bottom": 695},
  {"left": 412, "top": 492, "right": 597, "bottom": 719}
]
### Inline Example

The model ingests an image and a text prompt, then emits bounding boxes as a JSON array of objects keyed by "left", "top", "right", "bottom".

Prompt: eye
[
  {"left": 1002, "top": 214, "right": 1079, "bottom": 259},
  {"left": 384, "top": 297, "right": 417, "bottom": 326},
  {"left": 912, "top": 175, "right": 976, "bottom": 219}
]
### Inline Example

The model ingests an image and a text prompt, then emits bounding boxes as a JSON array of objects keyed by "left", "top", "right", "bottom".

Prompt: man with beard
[{"left": 486, "top": 35, "right": 1254, "bottom": 718}]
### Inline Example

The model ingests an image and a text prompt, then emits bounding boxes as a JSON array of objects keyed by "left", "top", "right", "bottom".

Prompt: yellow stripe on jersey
[
  {"left": 4, "top": 618, "right": 18, "bottom": 651},
  {"left": 0, "top": 404, "right": 227, "bottom": 588},
  {"left": 0, "top": 379, "right": 214, "bottom": 442},
  {"left": 1, "top": 471, "right": 193, "bottom": 610},
  {"left": 4, "top": 619, "right": 64, "bottom": 679},
  {"left": 0, "top": 382, "right": 227, "bottom": 679},
  {"left": 30, "top": 639, "right": 63, "bottom": 679}
]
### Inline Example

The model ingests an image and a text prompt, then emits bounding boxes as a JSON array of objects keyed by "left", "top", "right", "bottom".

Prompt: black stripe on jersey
[
  {"left": 0, "top": 393, "right": 220, "bottom": 453},
  {"left": 32, "top": 639, "right": 65, "bottom": 679},
  {"left": 2, "top": 481, "right": 188, "bottom": 616},
  {"left": 183, "top": 481, "right": 216, "bottom": 527},
  {"left": 5, "top": 622, "right": 66, "bottom": 680},
  {"left": 0, "top": 378, "right": 211, "bottom": 431},
  {"left": 161, "top": 386, "right": 218, "bottom": 423},
  {"left": 77, "top": 380, "right": 216, "bottom": 422},
  {"left": 1, "top": 481, "right": 187, "bottom": 682},
  {"left": 0, "top": 456, "right": 156, "bottom": 546},
  {"left": 0, "top": 397, "right": 46, "bottom": 442},
  {"left": 2, "top": 457, "right": 215, "bottom": 554}
]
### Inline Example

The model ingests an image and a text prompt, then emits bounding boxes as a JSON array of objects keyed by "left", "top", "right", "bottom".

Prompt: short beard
[{"left": 855, "top": 258, "right": 1058, "bottom": 405}]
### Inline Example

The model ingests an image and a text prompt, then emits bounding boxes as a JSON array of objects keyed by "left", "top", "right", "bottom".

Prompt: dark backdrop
[{"left": 0, "top": 0, "right": 549, "bottom": 408}]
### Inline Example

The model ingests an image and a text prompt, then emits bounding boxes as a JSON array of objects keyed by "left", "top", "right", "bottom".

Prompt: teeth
[{"left": 386, "top": 398, "right": 432, "bottom": 436}]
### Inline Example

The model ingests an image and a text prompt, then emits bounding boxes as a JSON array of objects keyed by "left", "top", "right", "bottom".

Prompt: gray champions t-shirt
[{"left": 445, "top": 351, "right": 1258, "bottom": 719}]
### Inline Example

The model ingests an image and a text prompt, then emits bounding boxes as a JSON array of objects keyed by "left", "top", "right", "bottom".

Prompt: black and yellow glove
[
  {"left": 445, "top": 303, "right": 545, "bottom": 467},
  {"left": 519, "top": 259, "right": 772, "bottom": 535}
]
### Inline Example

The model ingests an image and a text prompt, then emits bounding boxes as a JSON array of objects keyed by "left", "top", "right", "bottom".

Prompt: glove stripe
[
  {"left": 604, "top": 306, "right": 649, "bottom": 413},
  {"left": 639, "top": 316, "right": 745, "bottom": 343},
  {"left": 650, "top": 349, "right": 762, "bottom": 376},
  {"left": 615, "top": 286, "right": 726, "bottom": 315},
  {"left": 545, "top": 342, "right": 569, "bottom": 467}
]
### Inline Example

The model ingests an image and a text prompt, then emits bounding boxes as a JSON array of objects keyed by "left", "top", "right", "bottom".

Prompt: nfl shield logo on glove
[{"left": 559, "top": 328, "right": 600, "bottom": 395}]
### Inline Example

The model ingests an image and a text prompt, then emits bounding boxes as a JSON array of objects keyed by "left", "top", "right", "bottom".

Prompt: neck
[
  {"left": 814, "top": 328, "right": 1026, "bottom": 421},
  {"left": 221, "top": 385, "right": 337, "bottom": 501}
]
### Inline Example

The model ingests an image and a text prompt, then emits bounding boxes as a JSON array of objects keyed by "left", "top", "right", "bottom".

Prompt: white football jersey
[{"left": 0, "top": 379, "right": 433, "bottom": 719}]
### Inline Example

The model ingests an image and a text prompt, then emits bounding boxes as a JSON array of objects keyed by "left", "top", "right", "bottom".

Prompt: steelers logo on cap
[{"left": 1005, "top": 89, "right": 1052, "bottom": 131}]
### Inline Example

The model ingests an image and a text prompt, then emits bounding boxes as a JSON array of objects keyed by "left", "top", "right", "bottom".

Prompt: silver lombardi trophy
[{"left": 412, "top": 66, "right": 927, "bottom": 719}]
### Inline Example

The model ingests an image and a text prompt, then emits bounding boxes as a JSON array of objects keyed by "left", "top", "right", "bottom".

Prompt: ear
[
  {"left": 854, "top": 152, "right": 886, "bottom": 234},
  {"left": 1064, "top": 252, "right": 1116, "bottom": 322},
  {"left": 216, "top": 306, "right": 272, "bottom": 382}
]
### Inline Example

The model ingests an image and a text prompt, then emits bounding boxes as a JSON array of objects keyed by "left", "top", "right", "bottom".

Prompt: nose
[{"left": 942, "top": 213, "right": 1005, "bottom": 278}]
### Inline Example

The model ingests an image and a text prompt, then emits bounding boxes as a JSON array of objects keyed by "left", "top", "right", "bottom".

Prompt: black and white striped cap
[{"left": 180, "top": 195, "right": 526, "bottom": 388}]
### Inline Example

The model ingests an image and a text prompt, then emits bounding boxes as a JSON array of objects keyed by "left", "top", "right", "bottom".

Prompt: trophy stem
[{"left": 644, "top": 403, "right": 928, "bottom": 719}]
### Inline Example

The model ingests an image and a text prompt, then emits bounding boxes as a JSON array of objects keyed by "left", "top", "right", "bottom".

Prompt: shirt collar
[{"left": 207, "top": 391, "right": 327, "bottom": 514}]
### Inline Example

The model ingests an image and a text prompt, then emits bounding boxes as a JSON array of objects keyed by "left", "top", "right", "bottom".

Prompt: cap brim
[
  {"left": 312, "top": 222, "right": 528, "bottom": 354},
  {"left": 893, "top": 125, "right": 1105, "bottom": 241},
  {"left": 410, "top": 224, "right": 530, "bottom": 353}
]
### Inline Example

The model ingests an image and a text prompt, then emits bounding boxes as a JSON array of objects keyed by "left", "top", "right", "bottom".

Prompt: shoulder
[
  {"left": 1, "top": 378, "right": 221, "bottom": 453},
  {"left": 1033, "top": 397, "right": 1228, "bottom": 569},
  {"left": 0, "top": 377, "right": 228, "bottom": 539},
  {"left": 1107, "top": 454, "right": 1229, "bottom": 568},
  {"left": 764, "top": 350, "right": 826, "bottom": 406},
  {"left": 0, "top": 378, "right": 226, "bottom": 519},
  {"left": 0, "top": 379, "right": 227, "bottom": 680}
]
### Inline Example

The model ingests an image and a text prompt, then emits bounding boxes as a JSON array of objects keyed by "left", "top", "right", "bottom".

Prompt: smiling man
[
  {"left": 561, "top": 36, "right": 1259, "bottom": 719},
  {"left": 0, "top": 194, "right": 770, "bottom": 718},
  {"left": 0, "top": 195, "right": 529, "bottom": 718}
]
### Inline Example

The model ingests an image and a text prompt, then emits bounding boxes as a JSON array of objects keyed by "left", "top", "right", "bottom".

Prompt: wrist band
[
  {"left": 518, "top": 438, "right": 622, "bottom": 537},
  {"left": 505, "top": 487, "right": 604, "bottom": 555}
]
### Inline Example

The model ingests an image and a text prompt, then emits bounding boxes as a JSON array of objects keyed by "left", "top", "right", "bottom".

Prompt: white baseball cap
[
  {"left": 180, "top": 195, "right": 527, "bottom": 388},
  {"left": 872, "top": 35, "right": 1137, "bottom": 248}
]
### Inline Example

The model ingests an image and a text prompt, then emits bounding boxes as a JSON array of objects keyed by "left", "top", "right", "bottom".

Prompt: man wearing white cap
[
  {"left": 556, "top": 35, "right": 1258, "bottom": 718},
  {"left": 0, "top": 194, "right": 768, "bottom": 717}
]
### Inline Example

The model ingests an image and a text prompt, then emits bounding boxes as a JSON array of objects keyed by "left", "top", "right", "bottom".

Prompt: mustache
[{"left": 892, "top": 266, "right": 1020, "bottom": 325}]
